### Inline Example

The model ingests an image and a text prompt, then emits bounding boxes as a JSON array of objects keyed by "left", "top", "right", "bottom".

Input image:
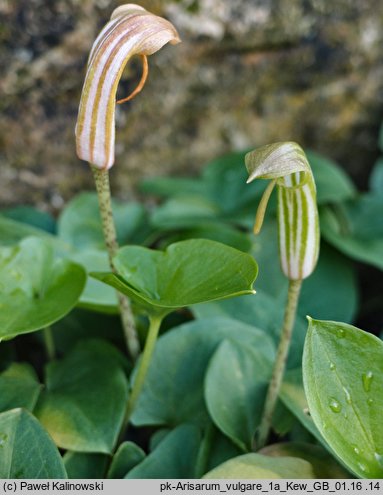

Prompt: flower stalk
[
  {"left": 75, "top": 4, "right": 180, "bottom": 360},
  {"left": 92, "top": 167, "right": 140, "bottom": 359},
  {"left": 245, "top": 142, "right": 320, "bottom": 448}
]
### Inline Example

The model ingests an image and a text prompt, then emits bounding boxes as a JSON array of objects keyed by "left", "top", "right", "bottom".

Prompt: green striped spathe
[
  {"left": 246, "top": 142, "right": 320, "bottom": 281},
  {"left": 75, "top": 4, "right": 180, "bottom": 170}
]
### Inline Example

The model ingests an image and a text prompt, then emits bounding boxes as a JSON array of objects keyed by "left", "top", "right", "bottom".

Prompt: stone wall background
[{"left": 1, "top": 0, "right": 383, "bottom": 212}]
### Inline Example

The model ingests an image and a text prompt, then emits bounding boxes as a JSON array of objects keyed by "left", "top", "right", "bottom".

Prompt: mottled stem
[
  {"left": 257, "top": 278, "right": 302, "bottom": 449},
  {"left": 92, "top": 167, "right": 140, "bottom": 360}
]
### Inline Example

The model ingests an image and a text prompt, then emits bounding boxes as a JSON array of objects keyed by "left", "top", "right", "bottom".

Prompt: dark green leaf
[
  {"left": 150, "top": 196, "right": 219, "bottom": 230},
  {"left": 126, "top": 424, "right": 201, "bottom": 479},
  {"left": 303, "top": 318, "right": 383, "bottom": 478},
  {"left": 0, "top": 237, "right": 86, "bottom": 340},
  {"left": 139, "top": 176, "right": 204, "bottom": 198},
  {"left": 320, "top": 202, "right": 383, "bottom": 270},
  {"left": 306, "top": 151, "right": 356, "bottom": 204},
  {"left": 35, "top": 340, "right": 128, "bottom": 454},
  {"left": 1, "top": 206, "right": 56, "bottom": 233},
  {"left": 193, "top": 291, "right": 306, "bottom": 369},
  {"left": 58, "top": 193, "right": 146, "bottom": 250},
  {"left": 205, "top": 340, "right": 273, "bottom": 450},
  {"left": 107, "top": 442, "right": 145, "bottom": 478},
  {"left": 92, "top": 239, "right": 257, "bottom": 317},
  {"left": 0, "top": 408, "right": 67, "bottom": 478},
  {"left": 63, "top": 452, "right": 108, "bottom": 479},
  {"left": 132, "top": 317, "right": 274, "bottom": 427},
  {"left": 158, "top": 222, "right": 252, "bottom": 252},
  {"left": 203, "top": 453, "right": 315, "bottom": 479},
  {"left": 0, "top": 363, "right": 41, "bottom": 412},
  {"left": 0, "top": 217, "right": 66, "bottom": 250}
]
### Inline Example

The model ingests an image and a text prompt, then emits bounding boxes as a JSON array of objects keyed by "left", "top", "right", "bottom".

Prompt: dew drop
[
  {"left": 357, "top": 462, "right": 367, "bottom": 474},
  {"left": 329, "top": 362, "right": 336, "bottom": 371},
  {"left": 0, "top": 433, "right": 8, "bottom": 448},
  {"left": 362, "top": 371, "right": 374, "bottom": 392},
  {"left": 329, "top": 398, "right": 342, "bottom": 413},
  {"left": 343, "top": 387, "right": 352, "bottom": 404},
  {"left": 367, "top": 398, "right": 374, "bottom": 406},
  {"left": 337, "top": 328, "right": 345, "bottom": 338},
  {"left": 353, "top": 446, "right": 360, "bottom": 455}
]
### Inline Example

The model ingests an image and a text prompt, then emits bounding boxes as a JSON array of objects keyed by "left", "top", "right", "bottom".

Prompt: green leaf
[
  {"left": 71, "top": 250, "right": 118, "bottom": 313},
  {"left": 203, "top": 453, "right": 315, "bottom": 479},
  {"left": 369, "top": 158, "right": 383, "bottom": 195},
  {"left": 158, "top": 222, "right": 252, "bottom": 253},
  {"left": 34, "top": 340, "right": 128, "bottom": 454},
  {"left": 320, "top": 201, "right": 383, "bottom": 270},
  {"left": 0, "top": 408, "right": 67, "bottom": 478},
  {"left": 140, "top": 176, "right": 204, "bottom": 198},
  {"left": 193, "top": 291, "right": 306, "bottom": 369},
  {"left": 92, "top": 239, "right": 257, "bottom": 317},
  {"left": 306, "top": 151, "right": 356, "bottom": 204},
  {"left": 63, "top": 452, "right": 108, "bottom": 479},
  {"left": 205, "top": 340, "right": 273, "bottom": 451},
  {"left": 298, "top": 244, "right": 358, "bottom": 323},
  {"left": 126, "top": 424, "right": 201, "bottom": 479},
  {"left": 0, "top": 237, "right": 86, "bottom": 340},
  {"left": 58, "top": 193, "right": 146, "bottom": 250},
  {"left": 132, "top": 317, "right": 274, "bottom": 427},
  {"left": 150, "top": 196, "right": 219, "bottom": 229},
  {"left": 1, "top": 206, "right": 56, "bottom": 233},
  {"left": 259, "top": 442, "right": 351, "bottom": 478},
  {"left": 0, "top": 216, "right": 66, "bottom": 250},
  {"left": 303, "top": 318, "right": 383, "bottom": 478},
  {"left": 107, "top": 442, "right": 146, "bottom": 478},
  {"left": 0, "top": 363, "right": 41, "bottom": 412}
]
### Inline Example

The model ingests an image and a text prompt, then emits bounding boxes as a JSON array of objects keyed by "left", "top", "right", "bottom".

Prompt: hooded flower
[
  {"left": 246, "top": 142, "right": 320, "bottom": 280},
  {"left": 75, "top": 4, "right": 180, "bottom": 170}
]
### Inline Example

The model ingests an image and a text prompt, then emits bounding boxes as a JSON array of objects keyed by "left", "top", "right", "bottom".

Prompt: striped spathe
[
  {"left": 246, "top": 142, "right": 320, "bottom": 281},
  {"left": 75, "top": 4, "right": 180, "bottom": 170}
]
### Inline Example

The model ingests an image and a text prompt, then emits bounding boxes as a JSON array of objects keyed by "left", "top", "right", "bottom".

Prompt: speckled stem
[
  {"left": 257, "top": 278, "right": 302, "bottom": 449},
  {"left": 92, "top": 166, "right": 140, "bottom": 360}
]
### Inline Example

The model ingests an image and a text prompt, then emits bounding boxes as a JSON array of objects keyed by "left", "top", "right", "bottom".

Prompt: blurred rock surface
[{"left": 1, "top": 0, "right": 383, "bottom": 210}]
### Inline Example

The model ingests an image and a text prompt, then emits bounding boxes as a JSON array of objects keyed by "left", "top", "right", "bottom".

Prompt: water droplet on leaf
[
  {"left": 343, "top": 387, "right": 352, "bottom": 404},
  {"left": 362, "top": 371, "right": 373, "bottom": 392},
  {"left": 329, "top": 363, "right": 336, "bottom": 371},
  {"left": 329, "top": 398, "right": 342, "bottom": 413}
]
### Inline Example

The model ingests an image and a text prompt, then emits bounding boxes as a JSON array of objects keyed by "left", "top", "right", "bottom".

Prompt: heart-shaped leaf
[
  {"left": 203, "top": 453, "right": 315, "bottom": 479},
  {"left": 34, "top": 340, "right": 128, "bottom": 454},
  {"left": 0, "top": 408, "right": 67, "bottom": 478},
  {"left": 205, "top": 339, "right": 274, "bottom": 451},
  {"left": 92, "top": 239, "right": 257, "bottom": 317},
  {"left": 131, "top": 317, "right": 274, "bottom": 427},
  {"left": 0, "top": 363, "right": 41, "bottom": 413},
  {"left": 303, "top": 318, "right": 383, "bottom": 478},
  {"left": 126, "top": 424, "right": 201, "bottom": 479},
  {"left": 0, "top": 237, "right": 86, "bottom": 340}
]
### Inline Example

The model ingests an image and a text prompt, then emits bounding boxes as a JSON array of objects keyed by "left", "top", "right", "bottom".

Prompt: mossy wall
[{"left": 1, "top": 0, "right": 383, "bottom": 211}]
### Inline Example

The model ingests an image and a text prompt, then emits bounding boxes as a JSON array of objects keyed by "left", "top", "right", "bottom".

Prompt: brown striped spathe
[{"left": 75, "top": 4, "right": 180, "bottom": 170}]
